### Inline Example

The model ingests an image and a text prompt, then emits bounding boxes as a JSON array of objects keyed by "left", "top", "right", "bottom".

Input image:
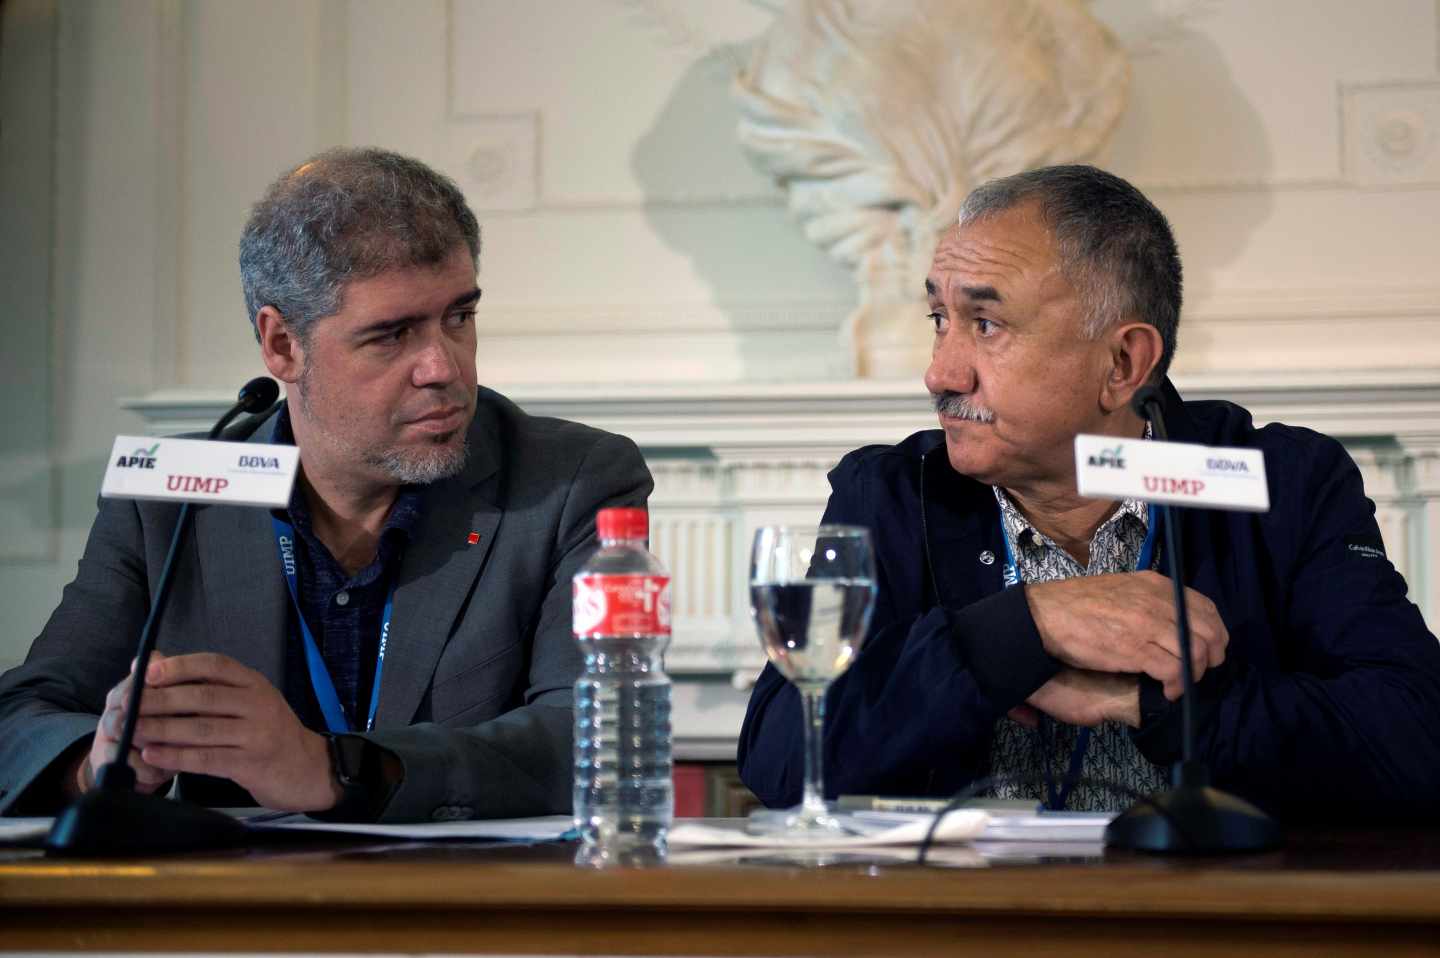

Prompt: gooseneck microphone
[
  {"left": 46, "top": 377, "right": 281, "bottom": 856},
  {"left": 1103, "top": 385, "right": 1281, "bottom": 853}
]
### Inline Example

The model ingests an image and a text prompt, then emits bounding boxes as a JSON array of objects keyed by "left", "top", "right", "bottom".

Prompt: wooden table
[{"left": 4, "top": 827, "right": 1440, "bottom": 956}]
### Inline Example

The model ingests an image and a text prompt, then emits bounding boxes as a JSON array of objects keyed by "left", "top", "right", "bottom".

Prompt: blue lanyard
[
  {"left": 999, "top": 502, "right": 1160, "bottom": 810},
  {"left": 272, "top": 516, "right": 390, "bottom": 734}
]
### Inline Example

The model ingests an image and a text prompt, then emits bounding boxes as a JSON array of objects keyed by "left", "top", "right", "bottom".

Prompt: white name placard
[
  {"left": 101, "top": 435, "right": 299, "bottom": 508},
  {"left": 1074, "top": 434, "right": 1269, "bottom": 513}
]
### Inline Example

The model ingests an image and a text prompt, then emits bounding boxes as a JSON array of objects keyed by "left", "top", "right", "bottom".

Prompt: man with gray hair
[
  {"left": 0, "top": 148, "right": 652, "bottom": 821},
  {"left": 739, "top": 165, "right": 1440, "bottom": 819}
]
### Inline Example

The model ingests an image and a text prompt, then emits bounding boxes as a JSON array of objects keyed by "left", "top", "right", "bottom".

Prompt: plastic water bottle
[{"left": 572, "top": 507, "right": 673, "bottom": 852}]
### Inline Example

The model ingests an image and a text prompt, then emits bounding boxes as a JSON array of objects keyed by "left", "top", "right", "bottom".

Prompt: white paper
[
  {"left": 249, "top": 813, "right": 575, "bottom": 842},
  {"left": 977, "top": 810, "right": 1112, "bottom": 842},
  {"left": 850, "top": 809, "right": 1113, "bottom": 843},
  {"left": 665, "top": 809, "right": 988, "bottom": 849},
  {"left": 0, "top": 817, "right": 51, "bottom": 843},
  {"left": 667, "top": 843, "right": 989, "bottom": 868}
]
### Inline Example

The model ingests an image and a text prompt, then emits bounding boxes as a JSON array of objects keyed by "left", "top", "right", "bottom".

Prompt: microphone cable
[{"left": 915, "top": 772, "right": 1198, "bottom": 865}]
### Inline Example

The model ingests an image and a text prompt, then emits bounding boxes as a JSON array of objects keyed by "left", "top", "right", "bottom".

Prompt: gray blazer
[{"left": 0, "top": 386, "right": 653, "bottom": 821}]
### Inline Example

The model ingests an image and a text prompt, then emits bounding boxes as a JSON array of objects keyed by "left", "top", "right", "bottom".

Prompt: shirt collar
[{"left": 993, "top": 421, "right": 1152, "bottom": 551}]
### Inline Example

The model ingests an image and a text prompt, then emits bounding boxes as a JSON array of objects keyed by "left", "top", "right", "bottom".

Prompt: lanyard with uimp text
[{"left": 272, "top": 516, "right": 389, "bottom": 734}]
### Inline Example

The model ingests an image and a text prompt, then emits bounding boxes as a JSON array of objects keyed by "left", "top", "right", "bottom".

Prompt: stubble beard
[
  {"left": 367, "top": 433, "right": 469, "bottom": 485},
  {"left": 297, "top": 364, "right": 471, "bottom": 487}
]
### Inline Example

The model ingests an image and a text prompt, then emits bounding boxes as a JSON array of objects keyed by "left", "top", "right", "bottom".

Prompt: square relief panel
[
  {"left": 1342, "top": 80, "right": 1440, "bottom": 187},
  {"left": 441, "top": 114, "right": 539, "bottom": 211}
]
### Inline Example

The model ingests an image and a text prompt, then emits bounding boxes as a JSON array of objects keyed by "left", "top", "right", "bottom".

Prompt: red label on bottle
[{"left": 572, "top": 575, "right": 671, "bottom": 637}]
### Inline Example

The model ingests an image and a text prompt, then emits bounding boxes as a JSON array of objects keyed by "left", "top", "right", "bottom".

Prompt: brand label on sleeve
[{"left": 573, "top": 575, "right": 672, "bottom": 637}]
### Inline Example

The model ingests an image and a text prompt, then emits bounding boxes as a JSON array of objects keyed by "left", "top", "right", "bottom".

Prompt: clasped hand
[
  {"left": 77, "top": 652, "right": 340, "bottom": 811},
  {"left": 1011, "top": 571, "right": 1229, "bottom": 729}
]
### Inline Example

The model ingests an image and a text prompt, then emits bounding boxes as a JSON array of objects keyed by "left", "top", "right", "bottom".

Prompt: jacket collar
[
  {"left": 919, "top": 377, "right": 1196, "bottom": 606},
  {"left": 379, "top": 394, "right": 502, "bottom": 726},
  {"left": 1156, "top": 376, "right": 1201, "bottom": 444},
  {"left": 198, "top": 391, "right": 504, "bottom": 725}
]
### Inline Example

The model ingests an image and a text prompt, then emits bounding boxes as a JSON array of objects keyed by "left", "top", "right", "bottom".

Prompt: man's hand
[
  {"left": 1025, "top": 571, "right": 1228, "bottom": 701},
  {"left": 1009, "top": 669, "right": 1141, "bottom": 729},
  {"left": 125, "top": 652, "right": 342, "bottom": 812},
  {"left": 68, "top": 654, "right": 178, "bottom": 798}
]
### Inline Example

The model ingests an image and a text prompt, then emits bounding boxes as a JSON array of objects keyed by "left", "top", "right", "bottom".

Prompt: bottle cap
[{"left": 596, "top": 507, "right": 648, "bottom": 542}]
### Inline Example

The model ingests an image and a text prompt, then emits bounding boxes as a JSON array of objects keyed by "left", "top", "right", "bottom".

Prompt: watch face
[{"left": 331, "top": 735, "right": 367, "bottom": 785}]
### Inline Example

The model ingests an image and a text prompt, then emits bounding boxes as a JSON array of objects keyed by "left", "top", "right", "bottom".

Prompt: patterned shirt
[
  {"left": 271, "top": 407, "right": 424, "bottom": 732},
  {"left": 986, "top": 434, "right": 1168, "bottom": 811}
]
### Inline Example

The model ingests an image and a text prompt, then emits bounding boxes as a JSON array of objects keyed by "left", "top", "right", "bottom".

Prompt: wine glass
[{"left": 747, "top": 525, "right": 876, "bottom": 836}]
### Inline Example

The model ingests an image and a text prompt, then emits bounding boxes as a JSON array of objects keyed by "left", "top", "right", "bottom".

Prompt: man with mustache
[
  {"left": 0, "top": 148, "right": 652, "bottom": 821},
  {"left": 739, "top": 165, "right": 1440, "bottom": 818}
]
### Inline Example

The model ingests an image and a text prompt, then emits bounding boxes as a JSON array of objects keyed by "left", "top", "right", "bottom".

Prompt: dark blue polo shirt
[{"left": 270, "top": 407, "right": 424, "bottom": 731}]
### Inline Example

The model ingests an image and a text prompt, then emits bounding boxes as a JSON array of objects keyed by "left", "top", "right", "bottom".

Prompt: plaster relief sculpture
[{"left": 734, "top": 0, "right": 1131, "bottom": 377}]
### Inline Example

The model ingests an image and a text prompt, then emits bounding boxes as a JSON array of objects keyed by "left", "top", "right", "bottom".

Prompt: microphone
[
  {"left": 1130, "top": 384, "right": 1165, "bottom": 426},
  {"left": 1104, "top": 384, "right": 1281, "bottom": 853},
  {"left": 215, "top": 376, "right": 281, "bottom": 439},
  {"left": 46, "top": 378, "right": 283, "bottom": 856},
  {"left": 220, "top": 378, "right": 282, "bottom": 442}
]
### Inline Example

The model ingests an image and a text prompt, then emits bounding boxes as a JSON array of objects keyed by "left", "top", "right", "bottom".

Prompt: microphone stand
[
  {"left": 46, "top": 378, "right": 280, "bottom": 856},
  {"left": 1103, "top": 388, "right": 1282, "bottom": 854}
]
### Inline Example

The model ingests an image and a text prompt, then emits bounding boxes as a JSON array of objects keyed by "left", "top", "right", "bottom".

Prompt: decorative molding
[
  {"left": 202, "top": 285, "right": 1423, "bottom": 343},
  {"left": 473, "top": 301, "right": 846, "bottom": 336},
  {"left": 1342, "top": 78, "right": 1440, "bottom": 188},
  {"left": 441, "top": 113, "right": 540, "bottom": 212},
  {"left": 463, "top": 286, "right": 1440, "bottom": 335},
  {"left": 1183, "top": 286, "right": 1440, "bottom": 324},
  {"left": 434, "top": 1, "right": 1437, "bottom": 207},
  {"left": 125, "top": 367, "right": 1440, "bottom": 673},
  {"left": 124, "top": 368, "right": 1440, "bottom": 447},
  {"left": 451, "top": 288, "right": 1440, "bottom": 386}
]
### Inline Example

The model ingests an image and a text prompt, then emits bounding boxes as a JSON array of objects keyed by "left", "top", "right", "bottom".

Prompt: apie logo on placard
[
  {"left": 1087, "top": 444, "right": 1126, "bottom": 469},
  {"left": 115, "top": 442, "right": 159, "bottom": 470}
]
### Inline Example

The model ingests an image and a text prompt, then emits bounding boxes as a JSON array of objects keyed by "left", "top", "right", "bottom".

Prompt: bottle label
[{"left": 573, "top": 575, "right": 672, "bottom": 636}]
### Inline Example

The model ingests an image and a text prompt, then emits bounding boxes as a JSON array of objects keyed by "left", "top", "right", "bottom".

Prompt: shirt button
[{"left": 335, "top": 591, "right": 350, "bottom": 607}]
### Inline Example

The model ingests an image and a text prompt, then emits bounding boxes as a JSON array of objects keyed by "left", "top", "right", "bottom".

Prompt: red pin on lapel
[{"left": 466, "top": 532, "right": 480, "bottom": 545}]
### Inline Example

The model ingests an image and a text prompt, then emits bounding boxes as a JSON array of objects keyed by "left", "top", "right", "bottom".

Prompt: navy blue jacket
[{"left": 738, "top": 381, "right": 1440, "bottom": 821}]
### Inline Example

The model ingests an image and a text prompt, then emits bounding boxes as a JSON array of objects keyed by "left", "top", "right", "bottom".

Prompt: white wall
[{"left": 3, "top": 0, "right": 1439, "bottom": 683}]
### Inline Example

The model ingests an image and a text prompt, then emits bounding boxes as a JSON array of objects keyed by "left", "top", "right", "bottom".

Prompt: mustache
[
  {"left": 931, "top": 391, "right": 995, "bottom": 423},
  {"left": 401, "top": 388, "right": 474, "bottom": 420}
]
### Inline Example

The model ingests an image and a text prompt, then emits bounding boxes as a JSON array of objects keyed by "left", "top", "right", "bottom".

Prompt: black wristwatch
[{"left": 321, "top": 733, "right": 395, "bottom": 821}]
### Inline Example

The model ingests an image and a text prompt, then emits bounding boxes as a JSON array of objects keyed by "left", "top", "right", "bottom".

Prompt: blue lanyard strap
[
  {"left": 1000, "top": 502, "right": 1160, "bottom": 810},
  {"left": 1039, "top": 719, "right": 1091, "bottom": 811},
  {"left": 272, "top": 516, "right": 389, "bottom": 734}
]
